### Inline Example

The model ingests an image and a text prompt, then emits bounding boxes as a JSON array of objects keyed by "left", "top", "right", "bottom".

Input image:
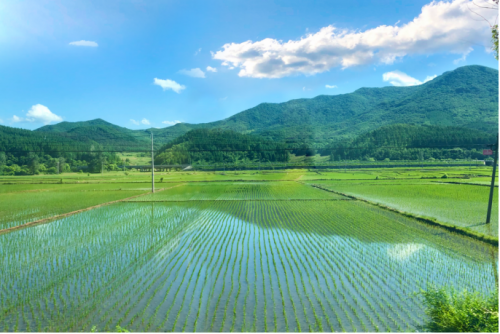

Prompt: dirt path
[{"left": 0, "top": 183, "right": 186, "bottom": 235}]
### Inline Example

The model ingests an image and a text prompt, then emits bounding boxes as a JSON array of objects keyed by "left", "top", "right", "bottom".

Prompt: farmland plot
[
  {"left": 133, "top": 182, "right": 344, "bottom": 201},
  {"left": 1, "top": 195, "right": 496, "bottom": 332},
  {"left": 309, "top": 180, "right": 499, "bottom": 237},
  {"left": 0, "top": 187, "right": 148, "bottom": 230}
]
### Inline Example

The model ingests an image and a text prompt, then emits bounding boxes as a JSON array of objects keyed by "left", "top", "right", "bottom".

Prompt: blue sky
[{"left": 0, "top": 0, "right": 498, "bottom": 130}]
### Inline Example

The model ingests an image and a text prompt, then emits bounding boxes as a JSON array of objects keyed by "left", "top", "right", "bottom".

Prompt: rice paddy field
[
  {"left": 307, "top": 179, "right": 499, "bottom": 237},
  {"left": 0, "top": 183, "right": 186, "bottom": 230},
  {"left": 0, "top": 167, "right": 498, "bottom": 332}
]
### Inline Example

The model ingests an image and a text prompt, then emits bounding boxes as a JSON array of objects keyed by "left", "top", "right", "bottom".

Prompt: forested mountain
[
  {"left": 35, "top": 65, "right": 498, "bottom": 144},
  {"left": 152, "top": 125, "right": 495, "bottom": 164},
  {"left": 0, "top": 125, "right": 124, "bottom": 175},
  {"left": 328, "top": 124, "right": 496, "bottom": 161},
  {"left": 155, "top": 129, "right": 289, "bottom": 165},
  {"left": 152, "top": 65, "right": 497, "bottom": 142}
]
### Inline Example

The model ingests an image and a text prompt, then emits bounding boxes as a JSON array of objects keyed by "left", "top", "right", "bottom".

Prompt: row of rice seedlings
[
  {"left": 297, "top": 210, "right": 407, "bottom": 330},
  {"left": 301, "top": 205, "right": 412, "bottom": 327},
  {"left": 0, "top": 205, "right": 158, "bottom": 328},
  {"left": 180, "top": 208, "right": 239, "bottom": 332},
  {"left": 265, "top": 205, "right": 315, "bottom": 332},
  {"left": 190, "top": 208, "right": 236, "bottom": 331},
  {"left": 120, "top": 207, "right": 220, "bottom": 330},
  {"left": 219, "top": 219, "right": 246, "bottom": 332},
  {"left": 82, "top": 207, "right": 200, "bottom": 329},
  {"left": 325, "top": 205, "right": 493, "bottom": 309},
  {"left": 256, "top": 207, "right": 275, "bottom": 332},
  {"left": 180, "top": 209, "right": 233, "bottom": 332},
  {"left": 292, "top": 200, "right": 494, "bottom": 330},
  {"left": 60, "top": 205, "right": 204, "bottom": 331},
  {"left": 5, "top": 204, "right": 185, "bottom": 298},
  {"left": 158, "top": 204, "right": 236, "bottom": 332},
  {"left": 265, "top": 213, "right": 303, "bottom": 332},
  {"left": 229, "top": 220, "right": 250, "bottom": 331},
  {"left": 209, "top": 211, "right": 243, "bottom": 331},
  {"left": 270, "top": 206, "right": 335, "bottom": 332},
  {"left": 168, "top": 215, "right": 227, "bottom": 332},
  {"left": 1, "top": 203, "right": 205, "bottom": 331},
  {"left": 189, "top": 206, "right": 237, "bottom": 331},
  {"left": 202, "top": 201, "right": 242, "bottom": 331},
  {"left": 257, "top": 206, "right": 279, "bottom": 332},
  {"left": 261, "top": 211, "right": 291, "bottom": 332},
  {"left": 296, "top": 202, "right": 424, "bottom": 330},
  {"left": 270, "top": 201, "right": 355, "bottom": 331}
]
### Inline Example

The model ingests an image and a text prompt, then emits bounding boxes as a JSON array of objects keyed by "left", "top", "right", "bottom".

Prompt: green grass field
[
  {"left": 307, "top": 179, "right": 498, "bottom": 238},
  {"left": 0, "top": 183, "right": 174, "bottom": 230}
]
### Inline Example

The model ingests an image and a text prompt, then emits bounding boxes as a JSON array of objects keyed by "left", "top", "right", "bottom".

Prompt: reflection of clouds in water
[{"left": 388, "top": 243, "right": 424, "bottom": 261}]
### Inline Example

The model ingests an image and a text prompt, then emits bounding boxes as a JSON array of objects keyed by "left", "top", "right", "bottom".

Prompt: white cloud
[
  {"left": 194, "top": 48, "right": 202, "bottom": 56},
  {"left": 153, "top": 78, "right": 186, "bottom": 93},
  {"left": 0, "top": 118, "right": 3, "bottom": 124},
  {"left": 453, "top": 47, "right": 473, "bottom": 64},
  {"left": 325, "top": 84, "right": 337, "bottom": 88},
  {"left": 423, "top": 74, "right": 437, "bottom": 83},
  {"left": 382, "top": 70, "right": 437, "bottom": 86},
  {"left": 179, "top": 68, "right": 205, "bottom": 78},
  {"left": 206, "top": 66, "right": 217, "bottom": 72},
  {"left": 141, "top": 118, "right": 150, "bottom": 125},
  {"left": 11, "top": 115, "right": 22, "bottom": 123},
  {"left": 130, "top": 119, "right": 140, "bottom": 125},
  {"left": 11, "top": 104, "right": 63, "bottom": 124},
  {"left": 220, "top": 96, "right": 228, "bottom": 101},
  {"left": 69, "top": 40, "right": 98, "bottom": 47},
  {"left": 162, "top": 120, "right": 182, "bottom": 126},
  {"left": 212, "top": 0, "right": 494, "bottom": 78}
]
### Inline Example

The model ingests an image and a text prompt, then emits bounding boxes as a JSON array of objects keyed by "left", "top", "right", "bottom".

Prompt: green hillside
[
  {"left": 0, "top": 125, "right": 124, "bottom": 175},
  {"left": 33, "top": 65, "right": 498, "bottom": 144},
  {"left": 155, "top": 129, "right": 289, "bottom": 165},
  {"left": 328, "top": 124, "right": 496, "bottom": 161},
  {"left": 151, "top": 65, "right": 497, "bottom": 142}
]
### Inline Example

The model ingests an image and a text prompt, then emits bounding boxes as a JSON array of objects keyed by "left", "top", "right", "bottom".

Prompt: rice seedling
[{"left": 1, "top": 180, "right": 496, "bottom": 332}]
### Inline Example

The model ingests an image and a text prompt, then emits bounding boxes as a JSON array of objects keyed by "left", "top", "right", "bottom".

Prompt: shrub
[
  {"left": 441, "top": 174, "right": 448, "bottom": 179},
  {"left": 419, "top": 286, "right": 498, "bottom": 332}
]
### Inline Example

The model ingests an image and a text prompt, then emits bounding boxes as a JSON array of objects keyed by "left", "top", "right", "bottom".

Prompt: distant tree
[
  {"left": 0, "top": 152, "right": 5, "bottom": 175},
  {"left": 28, "top": 154, "right": 40, "bottom": 175}
]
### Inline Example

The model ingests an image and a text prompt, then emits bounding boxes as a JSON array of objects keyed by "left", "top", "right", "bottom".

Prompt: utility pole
[
  {"left": 151, "top": 131, "right": 155, "bottom": 193},
  {"left": 57, "top": 160, "right": 60, "bottom": 174},
  {"left": 486, "top": 135, "right": 498, "bottom": 225}
]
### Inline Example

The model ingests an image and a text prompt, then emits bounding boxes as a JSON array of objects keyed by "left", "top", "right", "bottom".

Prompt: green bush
[{"left": 419, "top": 286, "right": 498, "bottom": 332}]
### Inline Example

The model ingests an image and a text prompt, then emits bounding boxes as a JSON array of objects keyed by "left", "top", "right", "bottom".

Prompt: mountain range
[{"left": 32, "top": 65, "right": 497, "bottom": 148}]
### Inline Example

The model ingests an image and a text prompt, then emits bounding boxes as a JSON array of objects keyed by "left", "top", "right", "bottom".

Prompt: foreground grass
[{"left": 419, "top": 286, "right": 498, "bottom": 332}]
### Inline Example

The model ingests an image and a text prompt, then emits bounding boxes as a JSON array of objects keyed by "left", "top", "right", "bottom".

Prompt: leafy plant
[{"left": 419, "top": 286, "right": 498, "bottom": 332}]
